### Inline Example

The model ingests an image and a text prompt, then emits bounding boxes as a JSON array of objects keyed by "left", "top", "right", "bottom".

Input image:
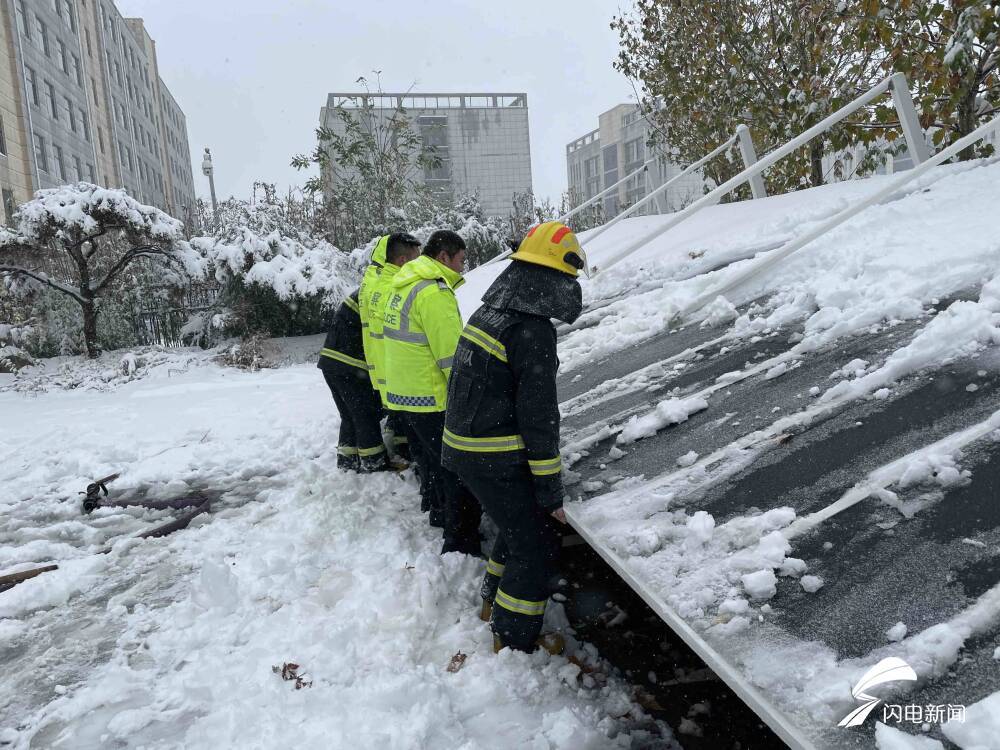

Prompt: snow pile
[
  {"left": 617, "top": 396, "right": 709, "bottom": 444},
  {"left": 942, "top": 690, "right": 1000, "bottom": 749},
  {"left": 0, "top": 346, "right": 213, "bottom": 393},
  {"left": 875, "top": 722, "right": 944, "bottom": 749}
]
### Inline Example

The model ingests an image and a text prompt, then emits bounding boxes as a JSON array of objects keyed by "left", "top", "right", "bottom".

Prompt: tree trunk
[
  {"left": 810, "top": 141, "right": 825, "bottom": 188},
  {"left": 81, "top": 298, "right": 99, "bottom": 358},
  {"left": 956, "top": 84, "right": 979, "bottom": 161}
]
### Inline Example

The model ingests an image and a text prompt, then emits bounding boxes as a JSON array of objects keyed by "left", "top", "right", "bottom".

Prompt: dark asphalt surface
[{"left": 557, "top": 291, "right": 1000, "bottom": 749}]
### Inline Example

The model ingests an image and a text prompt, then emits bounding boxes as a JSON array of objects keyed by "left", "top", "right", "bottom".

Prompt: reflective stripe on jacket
[
  {"left": 358, "top": 235, "right": 388, "bottom": 388},
  {"left": 317, "top": 289, "right": 369, "bottom": 374},
  {"left": 441, "top": 304, "right": 564, "bottom": 510},
  {"left": 382, "top": 255, "right": 465, "bottom": 413},
  {"left": 363, "top": 261, "right": 401, "bottom": 406}
]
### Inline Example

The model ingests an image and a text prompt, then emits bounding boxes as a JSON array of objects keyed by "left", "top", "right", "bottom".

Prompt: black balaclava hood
[{"left": 481, "top": 261, "right": 583, "bottom": 325}]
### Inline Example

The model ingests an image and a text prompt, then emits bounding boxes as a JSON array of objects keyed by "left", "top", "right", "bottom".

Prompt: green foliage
[
  {"left": 292, "top": 77, "right": 443, "bottom": 251},
  {"left": 613, "top": 1, "right": 894, "bottom": 194},
  {"left": 859, "top": 0, "right": 999, "bottom": 159}
]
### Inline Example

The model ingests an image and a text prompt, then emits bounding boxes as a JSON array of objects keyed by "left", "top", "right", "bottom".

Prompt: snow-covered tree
[
  {"left": 0, "top": 184, "right": 198, "bottom": 358},
  {"left": 860, "top": 0, "right": 999, "bottom": 159},
  {"left": 613, "top": 1, "right": 894, "bottom": 192}
]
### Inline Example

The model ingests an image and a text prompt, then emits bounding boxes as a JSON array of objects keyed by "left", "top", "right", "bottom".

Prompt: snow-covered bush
[
  {"left": 408, "top": 195, "right": 510, "bottom": 268},
  {"left": 0, "top": 320, "right": 33, "bottom": 372},
  {"left": 183, "top": 228, "right": 361, "bottom": 345}
]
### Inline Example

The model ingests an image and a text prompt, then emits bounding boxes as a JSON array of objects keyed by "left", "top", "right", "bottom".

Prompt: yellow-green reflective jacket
[
  {"left": 382, "top": 255, "right": 465, "bottom": 413},
  {"left": 358, "top": 235, "right": 388, "bottom": 389},
  {"left": 364, "top": 261, "right": 401, "bottom": 405}
]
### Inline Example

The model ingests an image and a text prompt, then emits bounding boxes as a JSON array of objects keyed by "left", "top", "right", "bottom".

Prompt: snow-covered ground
[{"left": 0, "top": 349, "right": 673, "bottom": 749}]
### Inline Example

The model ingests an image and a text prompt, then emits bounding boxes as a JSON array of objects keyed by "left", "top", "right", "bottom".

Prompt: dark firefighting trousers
[
  {"left": 323, "top": 369, "right": 387, "bottom": 472},
  {"left": 456, "top": 461, "right": 561, "bottom": 652},
  {"left": 385, "top": 411, "right": 412, "bottom": 462},
  {"left": 404, "top": 411, "right": 482, "bottom": 555}
]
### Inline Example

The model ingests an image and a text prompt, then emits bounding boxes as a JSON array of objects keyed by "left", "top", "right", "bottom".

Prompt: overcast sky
[{"left": 116, "top": 0, "right": 635, "bottom": 209}]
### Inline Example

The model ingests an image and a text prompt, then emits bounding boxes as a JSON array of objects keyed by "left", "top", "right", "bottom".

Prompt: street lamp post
[{"left": 201, "top": 147, "right": 218, "bottom": 229}]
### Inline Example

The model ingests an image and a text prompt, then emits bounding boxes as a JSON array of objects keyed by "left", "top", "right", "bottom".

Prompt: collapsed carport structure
[{"left": 463, "top": 74, "right": 1000, "bottom": 749}]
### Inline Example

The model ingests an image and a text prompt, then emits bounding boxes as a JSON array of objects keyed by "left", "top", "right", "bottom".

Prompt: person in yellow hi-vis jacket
[
  {"left": 441, "top": 221, "right": 587, "bottom": 654},
  {"left": 382, "top": 230, "right": 482, "bottom": 555},
  {"left": 361, "top": 233, "right": 424, "bottom": 473}
]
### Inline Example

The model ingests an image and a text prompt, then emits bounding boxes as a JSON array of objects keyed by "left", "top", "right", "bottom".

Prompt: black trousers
[
  {"left": 455, "top": 460, "right": 561, "bottom": 652},
  {"left": 323, "top": 368, "right": 386, "bottom": 471},
  {"left": 385, "top": 411, "right": 412, "bottom": 462},
  {"left": 403, "top": 411, "right": 482, "bottom": 555}
]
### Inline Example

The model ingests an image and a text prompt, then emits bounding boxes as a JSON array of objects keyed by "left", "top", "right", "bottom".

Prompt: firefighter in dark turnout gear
[
  {"left": 317, "top": 288, "right": 388, "bottom": 472},
  {"left": 442, "top": 221, "right": 587, "bottom": 653}
]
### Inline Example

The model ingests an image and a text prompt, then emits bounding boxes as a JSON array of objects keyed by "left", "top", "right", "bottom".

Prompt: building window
[
  {"left": 3, "top": 189, "right": 15, "bottom": 226},
  {"left": 66, "top": 98, "right": 76, "bottom": 132},
  {"left": 73, "top": 155, "right": 83, "bottom": 182},
  {"left": 624, "top": 138, "right": 645, "bottom": 169},
  {"left": 80, "top": 109, "right": 90, "bottom": 141},
  {"left": 64, "top": 0, "right": 77, "bottom": 32},
  {"left": 72, "top": 55, "right": 82, "bottom": 86},
  {"left": 15, "top": 1, "right": 29, "bottom": 38},
  {"left": 34, "top": 135, "right": 49, "bottom": 173},
  {"left": 47, "top": 83, "right": 58, "bottom": 119},
  {"left": 88, "top": 164, "right": 96, "bottom": 183},
  {"left": 25, "top": 67, "right": 39, "bottom": 106},
  {"left": 55, "top": 144, "right": 66, "bottom": 181},
  {"left": 85, "top": 28, "right": 93, "bottom": 57},
  {"left": 0, "top": 117, "right": 6, "bottom": 156},
  {"left": 98, "top": 128, "right": 105, "bottom": 154},
  {"left": 58, "top": 39, "right": 68, "bottom": 73},
  {"left": 34, "top": 16, "right": 49, "bottom": 56}
]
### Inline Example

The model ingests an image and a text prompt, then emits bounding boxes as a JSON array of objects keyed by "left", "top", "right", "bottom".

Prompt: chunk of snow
[
  {"left": 886, "top": 621, "right": 908, "bottom": 642},
  {"left": 700, "top": 295, "right": 738, "bottom": 327},
  {"left": 942, "top": 690, "right": 1000, "bottom": 749},
  {"left": 607, "top": 445, "right": 625, "bottom": 460},
  {"left": 741, "top": 570, "right": 777, "bottom": 600},
  {"left": 778, "top": 558, "right": 807, "bottom": 578},
  {"left": 676, "top": 450, "right": 699, "bottom": 467},
  {"left": 874, "top": 388, "right": 891, "bottom": 400},
  {"left": 617, "top": 396, "right": 708, "bottom": 444},
  {"left": 684, "top": 511, "right": 715, "bottom": 549},
  {"left": 966, "top": 383, "right": 979, "bottom": 392},
  {"left": 800, "top": 575, "right": 824, "bottom": 593},
  {"left": 719, "top": 598, "right": 750, "bottom": 616}
]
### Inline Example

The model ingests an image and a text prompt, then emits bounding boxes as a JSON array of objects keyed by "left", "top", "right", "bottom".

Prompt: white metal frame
[
  {"left": 582, "top": 132, "right": 740, "bottom": 247},
  {"left": 680, "top": 111, "right": 1000, "bottom": 318},
  {"left": 484, "top": 124, "right": 763, "bottom": 267},
  {"left": 595, "top": 72, "right": 929, "bottom": 275},
  {"left": 565, "top": 505, "right": 819, "bottom": 750}
]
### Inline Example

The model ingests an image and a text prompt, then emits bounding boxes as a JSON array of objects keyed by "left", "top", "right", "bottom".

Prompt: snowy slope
[
  {"left": 0, "top": 353, "right": 674, "bottom": 749},
  {"left": 461, "top": 157, "right": 1000, "bottom": 749}
]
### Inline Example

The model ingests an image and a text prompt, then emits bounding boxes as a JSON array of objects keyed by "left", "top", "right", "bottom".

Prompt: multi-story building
[
  {"left": 566, "top": 103, "right": 704, "bottom": 220},
  {"left": 319, "top": 92, "right": 533, "bottom": 218},
  {"left": 0, "top": 0, "right": 196, "bottom": 226}
]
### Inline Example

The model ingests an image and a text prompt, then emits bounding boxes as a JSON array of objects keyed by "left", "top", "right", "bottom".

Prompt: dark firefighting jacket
[
  {"left": 316, "top": 289, "right": 369, "bottom": 377},
  {"left": 441, "top": 261, "right": 582, "bottom": 511}
]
